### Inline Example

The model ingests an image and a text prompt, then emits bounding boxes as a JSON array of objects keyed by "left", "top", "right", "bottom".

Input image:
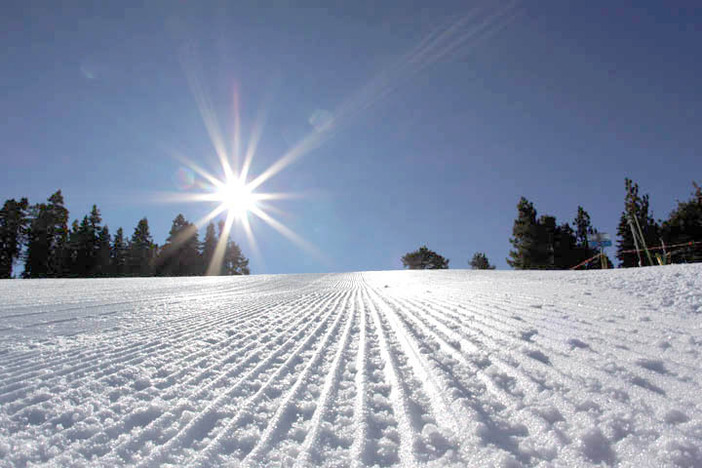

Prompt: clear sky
[{"left": 2, "top": 1, "right": 701, "bottom": 274}]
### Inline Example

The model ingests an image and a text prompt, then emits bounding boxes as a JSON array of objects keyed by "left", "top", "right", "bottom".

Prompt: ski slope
[{"left": 1, "top": 265, "right": 701, "bottom": 467}]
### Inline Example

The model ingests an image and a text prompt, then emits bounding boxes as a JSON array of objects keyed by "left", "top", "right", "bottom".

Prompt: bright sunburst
[
  {"left": 157, "top": 84, "right": 322, "bottom": 276},
  {"left": 211, "top": 176, "right": 258, "bottom": 220},
  {"left": 157, "top": 6, "right": 516, "bottom": 275}
]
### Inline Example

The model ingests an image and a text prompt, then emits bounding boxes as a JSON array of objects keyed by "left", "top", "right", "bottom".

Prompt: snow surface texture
[{"left": 1, "top": 265, "right": 701, "bottom": 467}]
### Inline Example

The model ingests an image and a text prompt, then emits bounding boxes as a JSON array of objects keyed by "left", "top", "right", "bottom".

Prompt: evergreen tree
[
  {"left": 401, "top": 245, "right": 449, "bottom": 269},
  {"left": 572, "top": 206, "right": 601, "bottom": 269},
  {"left": 616, "top": 179, "right": 660, "bottom": 267},
  {"left": 63, "top": 205, "right": 104, "bottom": 277},
  {"left": 223, "top": 239, "right": 250, "bottom": 275},
  {"left": 95, "top": 225, "right": 111, "bottom": 276},
  {"left": 552, "top": 222, "right": 580, "bottom": 269},
  {"left": 508, "top": 199, "right": 602, "bottom": 270},
  {"left": 535, "top": 215, "right": 557, "bottom": 268},
  {"left": 63, "top": 219, "right": 78, "bottom": 276},
  {"left": 127, "top": 218, "right": 155, "bottom": 276},
  {"left": 213, "top": 220, "right": 250, "bottom": 275},
  {"left": 111, "top": 227, "right": 128, "bottom": 276},
  {"left": 661, "top": 182, "right": 702, "bottom": 263},
  {"left": 64, "top": 216, "right": 90, "bottom": 278},
  {"left": 24, "top": 190, "right": 69, "bottom": 278},
  {"left": 156, "top": 214, "right": 201, "bottom": 276},
  {"left": 0, "top": 197, "right": 29, "bottom": 278},
  {"left": 469, "top": 252, "right": 495, "bottom": 270},
  {"left": 574, "top": 206, "right": 594, "bottom": 251},
  {"left": 201, "top": 222, "right": 218, "bottom": 274},
  {"left": 507, "top": 197, "right": 540, "bottom": 269}
]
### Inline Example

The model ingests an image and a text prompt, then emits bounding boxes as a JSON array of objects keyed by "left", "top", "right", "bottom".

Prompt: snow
[{"left": 1, "top": 264, "right": 701, "bottom": 467}]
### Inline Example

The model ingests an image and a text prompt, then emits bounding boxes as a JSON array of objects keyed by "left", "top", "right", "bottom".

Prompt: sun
[
  {"left": 159, "top": 84, "right": 328, "bottom": 275},
  {"left": 213, "top": 177, "right": 257, "bottom": 220}
]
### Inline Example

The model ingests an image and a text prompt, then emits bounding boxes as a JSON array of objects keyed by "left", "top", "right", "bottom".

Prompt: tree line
[
  {"left": 400, "top": 178, "right": 701, "bottom": 271},
  {"left": 508, "top": 179, "right": 701, "bottom": 269},
  {"left": 0, "top": 190, "right": 249, "bottom": 279}
]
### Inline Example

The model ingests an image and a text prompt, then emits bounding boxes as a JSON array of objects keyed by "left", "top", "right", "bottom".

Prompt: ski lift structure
[{"left": 587, "top": 232, "right": 612, "bottom": 269}]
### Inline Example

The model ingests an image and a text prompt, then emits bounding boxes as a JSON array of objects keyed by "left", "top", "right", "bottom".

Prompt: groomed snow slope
[{"left": 1, "top": 265, "right": 701, "bottom": 467}]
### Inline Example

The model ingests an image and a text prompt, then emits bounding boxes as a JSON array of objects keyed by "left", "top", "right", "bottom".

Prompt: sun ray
[
  {"left": 193, "top": 203, "right": 229, "bottom": 229},
  {"left": 180, "top": 43, "right": 234, "bottom": 182},
  {"left": 247, "top": 4, "right": 519, "bottom": 192},
  {"left": 251, "top": 192, "right": 306, "bottom": 202},
  {"left": 240, "top": 214, "right": 263, "bottom": 269},
  {"left": 248, "top": 130, "right": 327, "bottom": 191},
  {"left": 171, "top": 152, "right": 224, "bottom": 189},
  {"left": 249, "top": 205, "right": 325, "bottom": 261},
  {"left": 240, "top": 92, "right": 272, "bottom": 183},
  {"left": 162, "top": 9, "right": 517, "bottom": 273},
  {"left": 231, "top": 85, "right": 241, "bottom": 177},
  {"left": 152, "top": 203, "right": 229, "bottom": 273},
  {"left": 206, "top": 211, "right": 235, "bottom": 276}
]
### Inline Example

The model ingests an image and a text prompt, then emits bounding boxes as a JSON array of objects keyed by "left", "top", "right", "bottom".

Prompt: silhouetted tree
[
  {"left": 111, "top": 227, "right": 128, "bottom": 276},
  {"left": 508, "top": 198, "right": 607, "bottom": 270},
  {"left": 552, "top": 222, "right": 580, "bottom": 269},
  {"left": 507, "top": 197, "right": 540, "bottom": 269},
  {"left": 201, "top": 222, "right": 218, "bottom": 274},
  {"left": 616, "top": 178, "right": 660, "bottom": 267},
  {"left": 661, "top": 182, "right": 702, "bottom": 263},
  {"left": 95, "top": 225, "right": 111, "bottom": 276},
  {"left": 470, "top": 252, "right": 495, "bottom": 270},
  {"left": 401, "top": 245, "right": 449, "bottom": 269},
  {"left": 127, "top": 218, "right": 156, "bottom": 276},
  {"left": 574, "top": 206, "right": 593, "bottom": 251},
  {"left": 535, "top": 215, "right": 558, "bottom": 268},
  {"left": 65, "top": 218, "right": 83, "bottom": 276},
  {"left": 223, "top": 238, "right": 250, "bottom": 275},
  {"left": 0, "top": 197, "right": 29, "bottom": 278},
  {"left": 572, "top": 206, "right": 600, "bottom": 268},
  {"left": 214, "top": 220, "right": 249, "bottom": 275},
  {"left": 65, "top": 205, "right": 105, "bottom": 277},
  {"left": 24, "top": 190, "right": 69, "bottom": 278},
  {"left": 156, "top": 214, "right": 201, "bottom": 276}
]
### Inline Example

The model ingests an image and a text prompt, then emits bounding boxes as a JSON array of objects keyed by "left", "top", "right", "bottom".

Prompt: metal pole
[
  {"left": 631, "top": 210, "right": 654, "bottom": 266},
  {"left": 628, "top": 215, "right": 644, "bottom": 267}
]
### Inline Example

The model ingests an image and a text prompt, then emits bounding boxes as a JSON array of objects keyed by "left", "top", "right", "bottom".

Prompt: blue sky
[{"left": 2, "top": 1, "right": 701, "bottom": 273}]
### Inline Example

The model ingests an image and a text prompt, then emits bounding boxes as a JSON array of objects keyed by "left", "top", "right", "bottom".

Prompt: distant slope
[{"left": 1, "top": 265, "right": 701, "bottom": 466}]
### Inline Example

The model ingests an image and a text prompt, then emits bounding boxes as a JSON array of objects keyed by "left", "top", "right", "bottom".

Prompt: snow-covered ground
[{"left": 1, "top": 265, "right": 701, "bottom": 467}]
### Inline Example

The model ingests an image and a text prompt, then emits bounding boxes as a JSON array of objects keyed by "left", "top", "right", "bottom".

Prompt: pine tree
[
  {"left": 223, "top": 239, "right": 250, "bottom": 275},
  {"left": 212, "top": 220, "right": 250, "bottom": 275},
  {"left": 572, "top": 206, "right": 600, "bottom": 268},
  {"left": 24, "top": 190, "right": 69, "bottom": 278},
  {"left": 127, "top": 218, "right": 155, "bottom": 276},
  {"left": 201, "top": 222, "right": 218, "bottom": 274},
  {"left": 469, "top": 252, "right": 495, "bottom": 270},
  {"left": 535, "top": 215, "right": 558, "bottom": 268},
  {"left": 111, "top": 227, "right": 128, "bottom": 276},
  {"left": 574, "top": 206, "right": 593, "bottom": 251},
  {"left": 0, "top": 197, "right": 29, "bottom": 278},
  {"left": 156, "top": 214, "right": 201, "bottom": 276},
  {"left": 64, "top": 219, "right": 80, "bottom": 276},
  {"left": 616, "top": 179, "right": 660, "bottom": 267},
  {"left": 552, "top": 222, "right": 580, "bottom": 269},
  {"left": 401, "top": 246, "right": 449, "bottom": 269},
  {"left": 661, "top": 182, "right": 702, "bottom": 263},
  {"left": 507, "top": 197, "right": 539, "bottom": 269},
  {"left": 95, "top": 225, "right": 111, "bottom": 276},
  {"left": 70, "top": 217, "right": 91, "bottom": 276}
]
